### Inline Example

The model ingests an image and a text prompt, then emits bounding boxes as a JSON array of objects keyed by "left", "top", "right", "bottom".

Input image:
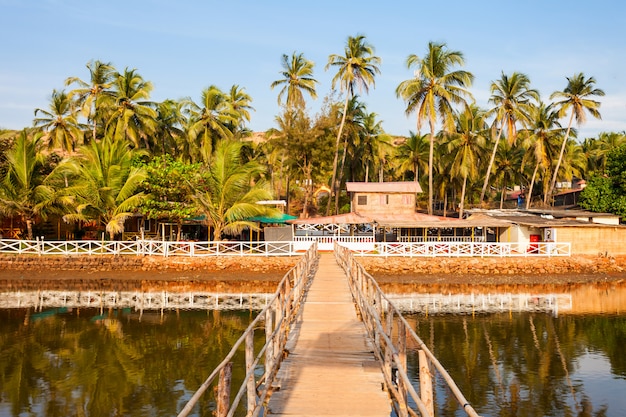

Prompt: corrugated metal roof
[{"left": 346, "top": 181, "right": 423, "bottom": 193}]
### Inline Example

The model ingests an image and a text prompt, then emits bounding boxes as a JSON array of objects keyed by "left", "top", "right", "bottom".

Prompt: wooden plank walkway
[{"left": 267, "top": 253, "right": 391, "bottom": 416}]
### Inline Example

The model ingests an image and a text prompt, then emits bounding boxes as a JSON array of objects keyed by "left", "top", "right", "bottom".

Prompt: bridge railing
[
  {"left": 0, "top": 238, "right": 310, "bottom": 256},
  {"left": 335, "top": 242, "right": 482, "bottom": 417},
  {"left": 176, "top": 242, "right": 318, "bottom": 417}
]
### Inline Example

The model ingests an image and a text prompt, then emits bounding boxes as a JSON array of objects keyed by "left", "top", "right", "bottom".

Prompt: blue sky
[{"left": 1, "top": 0, "right": 625, "bottom": 140}]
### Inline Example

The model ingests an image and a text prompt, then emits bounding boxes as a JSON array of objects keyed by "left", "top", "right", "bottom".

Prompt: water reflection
[
  {"left": 403, "top": 312, "right": 626, "bottom": 417},
  {"left": 0, "top": 307, "right": 261, "bottom": 417}
]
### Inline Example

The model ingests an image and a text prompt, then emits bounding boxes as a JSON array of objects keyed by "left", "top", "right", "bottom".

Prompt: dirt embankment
[{"left": 1, "top": 254, "right": 625, "bottom": 291}]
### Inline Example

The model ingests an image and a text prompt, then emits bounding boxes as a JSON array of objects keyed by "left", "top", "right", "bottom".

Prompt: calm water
[{"left": 0, "top": 287, "right": 625, "bottom": 416}]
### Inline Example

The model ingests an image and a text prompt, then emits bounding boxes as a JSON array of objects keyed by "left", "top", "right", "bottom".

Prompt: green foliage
[
  {"left": 580, "top": 144, "right": 626, "bottom": 218},
  {"left": 139, "top": 155, "right": 200, "bottom": 223}
]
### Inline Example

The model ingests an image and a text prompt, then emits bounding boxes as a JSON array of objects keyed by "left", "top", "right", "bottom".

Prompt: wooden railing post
[
  {"left": 216, "top": 362, "right": 232, "bottom": 417},
  {"left": 265, "top": 306, "right": 275, "bottom": 376},
  {"left": 245, "top": 330, "right": 256, "bottom": 413},
  {"left": 419, "top": 349, "right": 434, "bottom": 417},
  {"left": 397, "top": 321, "right": 408, "bottom": 415}
]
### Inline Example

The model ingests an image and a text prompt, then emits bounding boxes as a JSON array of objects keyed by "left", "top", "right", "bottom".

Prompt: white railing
[
  {"left": 398, "top": 236, "right": 485, "bottom": 242},
  {"left": 0, "top": 239, "right": 313, "bottom": 257},
  {"left": 0, "top": 238, "right": 571, "bottom": 257},
  {"left": 348, "top": 241, "right": 571, "bottom": 257},
  {"left": 385, "top": 293, "right": 573, "bottom": 315},
  {"left": 0, "top": 290, "right": 273, "bottom": 312}
]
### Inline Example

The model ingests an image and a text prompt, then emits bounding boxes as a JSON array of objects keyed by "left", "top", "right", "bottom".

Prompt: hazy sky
[{"left": 1, "top": 0, "right": 624, "bottom": 140}]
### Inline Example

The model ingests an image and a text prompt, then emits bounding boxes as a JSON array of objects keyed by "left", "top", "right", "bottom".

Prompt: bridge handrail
[
  {"left": 335, "top": 242, "right": 481, "bottom": 417},
  {"left": 0, "top": 238, "right": 307, "bottom": 257},
  {"left": 177, "top": 242, "right": 318, "bottom": 417}
]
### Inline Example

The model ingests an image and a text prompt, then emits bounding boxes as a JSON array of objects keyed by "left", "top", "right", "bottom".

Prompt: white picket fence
[
  {"left": 0, "top": 238, "right": 570, "bottom": 257},
  {"left": 0, "top": 238, "right": 312, "bottom": 256}
]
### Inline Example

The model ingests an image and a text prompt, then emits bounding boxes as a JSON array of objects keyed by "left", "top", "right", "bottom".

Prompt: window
[{"left": 357, "top": 195, "right": 367, "bottom": 205}]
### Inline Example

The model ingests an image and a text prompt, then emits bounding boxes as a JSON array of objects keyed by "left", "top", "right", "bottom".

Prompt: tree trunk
[
  {"left": 480, "top": 123, "right": 505, "bottom": 203},
  {"left": 326, "top": 95, "right": 350, "bottom": 216},
  {"left": 526, "top": 163, "right": 539, "bottom": 210},
  {"left": 548, "top": 110, "right": 575, "bottom": 202},
  {"left": 334, "top": 134, "right": 350, "bottom": 214},
  {"left": 427, "top": 116, "right": 436, "bottom": 215},
  {"left": 459, "top": 174, "right": 467, "bottom": 218}
]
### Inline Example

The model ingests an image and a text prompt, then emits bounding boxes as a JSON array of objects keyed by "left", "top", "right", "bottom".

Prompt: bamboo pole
[
  {"left": 245, "top": 330, "right": 256, "bottom": 412},
  {"left": 216, "top": 362, "right": 232, "bottom": 417},
  {"left": 419, "top": 350, "right": 434, "bottom": 417}
]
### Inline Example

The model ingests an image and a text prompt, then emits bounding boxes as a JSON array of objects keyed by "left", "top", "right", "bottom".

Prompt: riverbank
[{"left": 1, "top": 254, "right": 625, "bottom": 288}]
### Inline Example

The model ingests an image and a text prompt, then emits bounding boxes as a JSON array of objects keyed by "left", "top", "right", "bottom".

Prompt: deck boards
[{"left": 267, "top": 253, "right": 391, "bottom": 416}]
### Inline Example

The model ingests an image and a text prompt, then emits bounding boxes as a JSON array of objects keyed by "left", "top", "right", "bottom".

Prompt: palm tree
[
  {"left": 153, "top": 99, "right": 187, "bottom": 157},
  {"left": 192, "top": 140, "right": 274, "bottom": 240},
  {"left": 480, "top": 72, "right": 539, "bottom": 203},
  {"left": 0, "top": 131, "right": 66, "bottom": 239},
  {"left": 447, "top": 105, "right": 488, "bottom": 217},
  {"left": 270, "top": 52, "right": 318, "bottom": 110},
  {"left": 396, "top": 132, "right": 429, "bottom": 183},
  {"left": 185, "top": 85, "right": 236, "bottom": 162},
  {"left": 548, "top": 73, "right": 605, "bottom": 199},
  {"left": 520, "top": 102, "right": 563, "bottom": 207},
  {"left": 225, "top": 84, "right": 254, "bottom": 136},
  {"left": 353, "top": 112, "right": 390, "bottom": 182},
  {"left": 61, "top": 136, "right": 148, "bottom": 239},
  {"left": 396, "top": 41, "right": 474, "bottom": 215},
  {"left": 325, "top": 34, "right": 381, "bottom": 215},
  {"left": 105, "top": 68, "right": 158, "bottom": 149},
  {"left": 493, "top": 140, "right": 523, "bottom": 209},
  {"left": 65, "top": 60, "right": 116, "bottom": 142},
  {"left": 33, "top": 89, "right": 84, "bottom": 154}
]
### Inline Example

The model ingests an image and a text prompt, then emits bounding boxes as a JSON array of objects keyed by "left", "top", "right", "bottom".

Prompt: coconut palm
[
  {"left": 396, "top": 41, "right": 474, "bottom": 214},
  {"left": 325, "top": 34, "right": 381, "bottom": 215},
  {"left": 65, "top": 60, "right": 116, "bottom": 142},
  {"left": 185, "top": 85, "right": 236, "bottom": 162},
  {"left": 225, "top": 84, "right": 254, "bottom": 136},
  {"left": 0, "top": 131, "right": 68, "bottom": 239},
  {"left": 271, "top": 52, "right": 318, "bottom": 110},
  {"left": 61, "top": 136, "right": 148, "bottom": 239},
  {"left": 548, "top": 73, "right": 605, "bottom": 199},
  {"left": 396, "top": 132, "right": 429, "bottom": 183},
  {"left": 153, "top": 99, "right": 187, "bottom": 157},
  {"left": 33, "top": 89, "right": 84, "bottom": 154},
  {"left": 480, "top": 72, "right": 539, "bottom": 203},
  {"left": 493, "top": 140, "right": 523, "bottom": 209},
  {"left": 192, "top": 140, "right": 274, "bottom": 240},
  {"left": 447, "top": 105, "right": 488, "bottom": 217},
  {"left": 105, "top": 68, "right": 158, "bottom": 149},
  {"left": 519, "top": 102, "right": 564, "bottom": 207},
  {"left": 353, "top": 112, "right": 390, "bottom": 183}
]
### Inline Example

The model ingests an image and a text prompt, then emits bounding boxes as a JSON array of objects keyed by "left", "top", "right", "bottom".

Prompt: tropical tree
[
  {"left": 191, "top": 140, "right": 275, "bottom": 240},
  {"left": 105, "top": 68, "right": 158, "bottom": 149},
  {"left": 480, "top": 72, "right": 539, "bottom": 203},
  {"left": 493, "top": 140, "right": 523, "bottom": 209},
  {"left": 0, "top": 131, "right": 68, "bottom": 239},
  {"left": 61, "top": 137, "right": 147, "bottom": 239},
  {"left": 185, "top": 85, "right": 236, "bottom": 162},
  {"left": 548, "top": 73, "right": 605, "bottom": 199},
  {"left": 353, "top": 111, "right": 391, "bottom": 183},
  {"left": 224, "top": 84, "right": 254, "bottom": 136},
  {"left": 580, "top": 144, "right": 626, "bottom": 217},
  {"left": 65, "top": 60, "right": 116, "bottom": 142},
  {"left": 33, "top": 89, "right": 84, "bottom": 154},
  {"left": 396, "top": 41, "right": 474, "bottom": 214},
  {"left": 153, "top": 99, "right": 187, "bottom": 158},
  {"left": 270, "top": 52, "right": 318, "bottom": 110},
  {"left": 325, "top": 34, "right": 381, "bottom": 215},
  {"left": 396, "top": 132, "right": 429, "bottom": 183},
  {"left": 519, "top": 102, "right": 563, "bottom": 207},
  {"left": 447, "top": 104, "right": 488, "bottom": 217},
  {"left": 139, "top": 155, "right": 200, "bottom": 240}
]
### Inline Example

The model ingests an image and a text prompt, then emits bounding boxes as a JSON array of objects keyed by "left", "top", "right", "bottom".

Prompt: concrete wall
[{"left": 555, "top": 226, "right": 626, "bottom": 255}]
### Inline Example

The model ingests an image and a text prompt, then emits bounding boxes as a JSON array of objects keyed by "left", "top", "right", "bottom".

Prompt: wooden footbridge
[{"left": 177, "top": 243, "right": 481, "bottom": 417}]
